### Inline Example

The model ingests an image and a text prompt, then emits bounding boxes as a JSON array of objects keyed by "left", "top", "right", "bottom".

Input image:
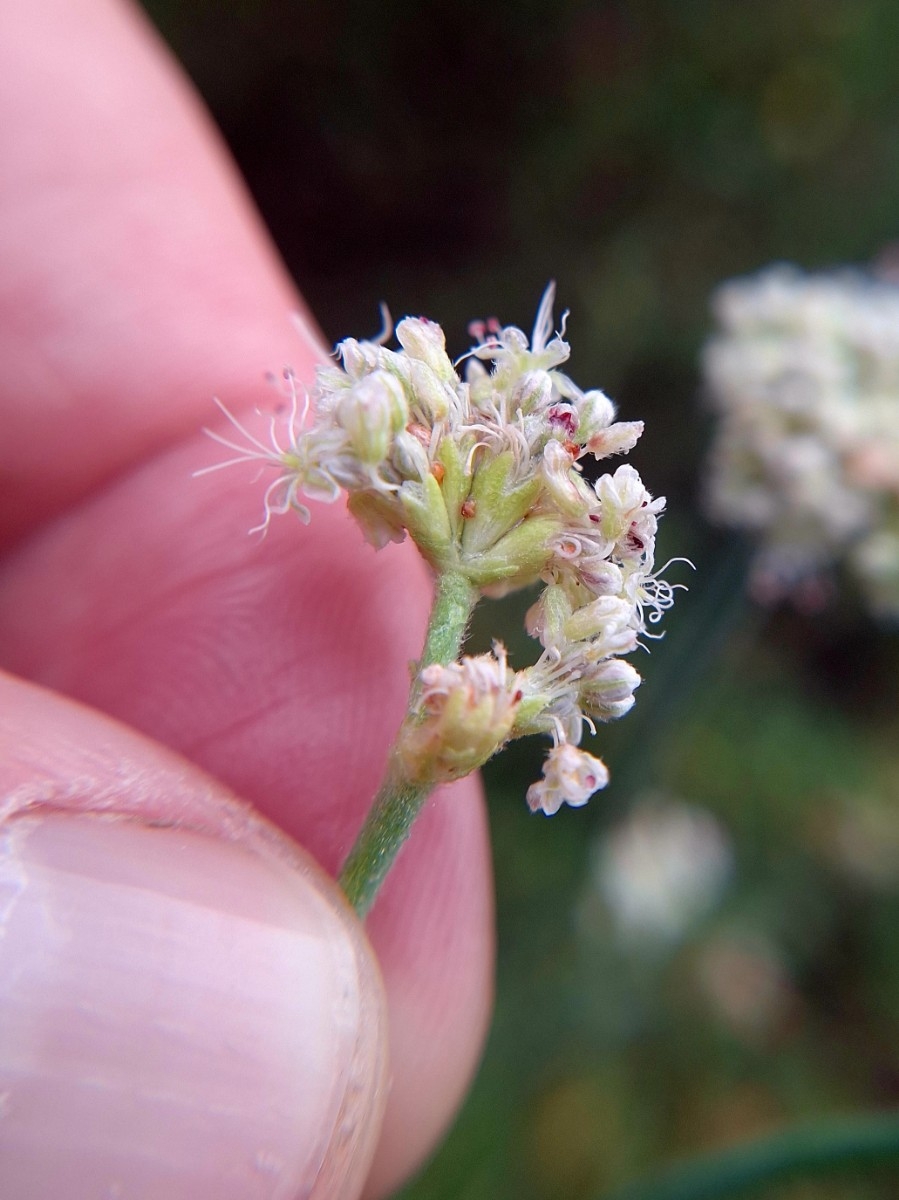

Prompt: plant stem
[
  {"left": 601, "top": 1112, "right": 899, "bottom": 1200},
  {"left": 339, "top": 569, "right": 478, "bottom": 917}
]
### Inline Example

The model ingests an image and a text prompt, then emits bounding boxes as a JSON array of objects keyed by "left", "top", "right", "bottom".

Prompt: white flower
[
  {"left": 203, "top": 286, "right": 682, "bottom": 811},
  {"left": 594, "top": 796, "right": 733, "bottom": 943},
  {"left": 703, "top": 263, "right": 899, "bottom": 617},
  {"left": 595, "top": 464, "right": 666, "bottom": 560},
  {"left": 579, "top": 658, "right": 642, "bottom": 722},
  {"left": 527, "top": 743, "right": 610, "bottom": 815},
  {"left": 540, "top": 439, "right": 592, "bottom": 518},
  {"left": 395, "top": 316, "right": 457, "bottom": 382},
  {"left": 398, "top": 645, "right": 523, "bottom": 782},
  {"left": 335, "top": 370, "right": 408, "bottom": 465}
]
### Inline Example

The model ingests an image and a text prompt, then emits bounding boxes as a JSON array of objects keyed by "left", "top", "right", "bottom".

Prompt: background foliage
[{"left": 142, "top": 2, "right": 899, "bottom": 1195}]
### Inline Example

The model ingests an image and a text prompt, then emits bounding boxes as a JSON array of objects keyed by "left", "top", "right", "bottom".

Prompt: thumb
[{"left": 0, "top": 671, "right": 388, "bottom": 1200}]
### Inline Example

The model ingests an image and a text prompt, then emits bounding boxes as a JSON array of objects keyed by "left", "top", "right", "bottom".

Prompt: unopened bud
[
  {"left": 336, "top": 371, "right": 408, "bottom": 464},
  {"left": 580, "top": 659, "right": 642, "bottom": 720},
  {"left": 396, "top": 317, "right": 456, "bottom": 382},
  {"left": 541, "top": 439, "right": 592, "bottom": 518},
  {"left": 577, "top": 389, "right": 617, "bottom": 437},
  {"left": 563, "top": 595, "right": 633, "bottom": 643},
  {"left": 513, "top": 370, "right": 553, "bottom": 413},
  {"left": 408, "top": 359, "right": 452, "bottom": 422},
  {"left": 338, "top": 336, "right": 383, "bottom": 380}
]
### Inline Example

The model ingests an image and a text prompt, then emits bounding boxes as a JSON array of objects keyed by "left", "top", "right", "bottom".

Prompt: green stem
[
  {"left": 339, "top": 569, "right": 478, "bottom": 917},
  {"left": 601, "top": 1112, "right": 899, "bottom": 1200},
  {"left": 418, "top": 569, "right": 480, "bottom": 672}
]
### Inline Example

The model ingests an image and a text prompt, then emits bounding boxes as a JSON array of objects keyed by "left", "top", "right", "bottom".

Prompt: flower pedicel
[{"left": 201, "top": 286, "right": 684, "bottom": 914}]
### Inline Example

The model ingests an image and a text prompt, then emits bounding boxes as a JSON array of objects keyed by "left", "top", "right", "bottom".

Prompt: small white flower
[
  {"left": 594, "top": 796, "right": 733, "bottom": 943},
  {"left": 399, "top": 645, "right": 523, "bottom": 782},
  {"left": 595, "top": 464, "right": 666, "bottom": 559},
  {"left": 540, "top": 439, "right": 592, "bottom": 518},
  {"left": 704, "top": 263, "right": 899, "bottom": 616},
  {"left": 336, "top": 370, "right": 408, "bottom": 465},
  {"left": 579, "top": 658, "right": 642, "bottom": 721},
  {"left": 527, "top": 743, "right": 609, "bottom": 816},
  {"left": 396, "top": 316, "right": 457, "bottom": 383},
  {"left": 204, "top": 286, "right": 682, "bottom": 813}
]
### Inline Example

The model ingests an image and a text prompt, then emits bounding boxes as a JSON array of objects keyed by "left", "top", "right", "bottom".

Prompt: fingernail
[{"left": 0, "top": 809, "right": 387, "bottom": 1200}]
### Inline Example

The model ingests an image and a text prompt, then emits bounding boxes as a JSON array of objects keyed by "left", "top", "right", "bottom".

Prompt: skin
[{"left": 0, "top": 1, "right": 494, "bottom": 1197}]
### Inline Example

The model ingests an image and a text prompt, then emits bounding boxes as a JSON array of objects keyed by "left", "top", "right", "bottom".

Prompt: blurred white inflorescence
[
  {"left": 703, "top": 264, "right": 899, "bottom": 616},
  {"left": 593, "top": 795, "right": 733, "bottom": 944},
  {"left": 203, "top": 287, "right": 684, "bottom": 813}
]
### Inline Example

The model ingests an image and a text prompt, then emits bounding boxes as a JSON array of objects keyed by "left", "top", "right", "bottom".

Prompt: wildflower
[
  {"left": 204, "top": 285, "right": 683, "bottom": 813},
  {"left": 703, "top": 264, "right": 899, "bottom": 617},
  {"left": 526, "top": 743, "right": 610, "bottom": 816},
  {"left": 397, "top": 645, "right": 523, "bottom": 782},
  {"left": 593, "top": 795, "right": 733, "bottom": 944}
]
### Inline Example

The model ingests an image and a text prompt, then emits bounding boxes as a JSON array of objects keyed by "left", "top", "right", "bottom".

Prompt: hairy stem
[{"left": 339, "top": 569, "right": 478, "bottom": 917}]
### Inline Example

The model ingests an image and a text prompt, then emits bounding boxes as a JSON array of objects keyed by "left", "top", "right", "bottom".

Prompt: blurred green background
[{"left": 141, "top": 2, "right": 899, "bottom": 1195}]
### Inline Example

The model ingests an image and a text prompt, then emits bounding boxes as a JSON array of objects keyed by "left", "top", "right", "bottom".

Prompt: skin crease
[{"left": 0, "top": 1, "right": 494, "bottom": 1197}]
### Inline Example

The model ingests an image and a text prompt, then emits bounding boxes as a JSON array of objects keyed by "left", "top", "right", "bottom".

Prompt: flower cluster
[
  {"left": 591, "top": 794, "right": 733, "bottom": 945},
  {"left": 703, "top": 265, "right": 899, "bottom": 616},
  {"left": 205, "top": 287, "right": 679, "bottom": 812}
]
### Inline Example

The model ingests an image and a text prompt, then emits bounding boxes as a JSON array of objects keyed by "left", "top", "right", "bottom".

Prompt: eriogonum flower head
[
  {"left": 703, "top": 264, "right": 899, "bottom": 617},
  {"left": 397, "top": 644, "right": 523, "bottom": 783},
  {"left": 203, "top": 286, "right": 685, "bottom": 811}
]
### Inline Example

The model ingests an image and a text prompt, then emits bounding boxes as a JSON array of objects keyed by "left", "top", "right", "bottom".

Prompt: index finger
[
  {"left": 0, "top": 0, "right": 320, "bottom": 546},
  {"left": 0, "top": 1, "right": 493, "bottom": 1193}
]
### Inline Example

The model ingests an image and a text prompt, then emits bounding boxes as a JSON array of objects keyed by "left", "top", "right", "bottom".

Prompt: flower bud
[
  {"left": 577, "top": 389, "right": 617, "bottom": 436},
  {"left": 398, "top": 650, "right": 523, "bottom": 782},
  {"left": 579, "top": 560, "right": 623, "bottom": 595},
  {"left": 347, "top": 491, "right": 407, "bottom": 549},
  {"left": 563, "top": 595, "right": 633, "bottom": 643},
  {"left": 396, "top": 317, "right": 456, "bottom": 382},
  {"left": 408, "top": 360, "right": 452, "bottom": 422},
  {"left": 579, "top": 659, "right": 642, "bottom": 720},
  {"left": 525, "top": 583, "right": 573, "bottom": 648},
  {"left": 392, "top": 428, "right": 431, "bottom": 480},
  {"left": 513, "top": 370, "right": 553, "bottom": 413},
  {"left": 338, "top": 336, "right": 383, "bottom": 380},
  {"left": 586, "top": 421, "right": 644, "bottom": 460},
  {"left": 336, "top": 371, "right": 408, "bottom": 465},
  {"left": 540, "top": 440, "right": 592, "bottom": 518},
  {"left": 527, "top": 743, "right": 609, "bottom": 816}
]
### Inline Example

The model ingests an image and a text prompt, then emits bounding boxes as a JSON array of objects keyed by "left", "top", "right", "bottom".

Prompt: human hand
[{"left": 0, "top": 1, "right": 493, "bottom": 1196}]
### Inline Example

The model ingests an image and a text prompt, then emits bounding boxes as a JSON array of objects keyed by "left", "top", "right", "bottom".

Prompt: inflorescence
[
  {"left": 703, "top": 264, "right": 899, "bottom": 617},
  {"left": 203, "top": 286, "right": 683, "bottom": 814}
]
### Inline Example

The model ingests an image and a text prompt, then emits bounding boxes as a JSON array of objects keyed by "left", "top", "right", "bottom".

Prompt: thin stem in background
[{"left": 601, "top": 1112, "right": 899, "bottom": 1200}]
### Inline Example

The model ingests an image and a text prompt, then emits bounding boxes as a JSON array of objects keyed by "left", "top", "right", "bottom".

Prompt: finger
[
  {"left": 0, "top": 435, "right": 495, "bottom": 1196},
  {"left": 0, "top": 0, "right": 495, "bottom": 1184},
  {"left": 0, "top": 671, "right": 388, "bottom": 1200},
  {"left": 0, "top": 0, "right": 320, "bottom": 546}
]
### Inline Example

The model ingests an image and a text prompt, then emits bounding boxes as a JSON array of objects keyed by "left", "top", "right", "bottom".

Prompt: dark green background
[{"left": 141, "top": 3, "right": 899, "bottom": 1196}]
